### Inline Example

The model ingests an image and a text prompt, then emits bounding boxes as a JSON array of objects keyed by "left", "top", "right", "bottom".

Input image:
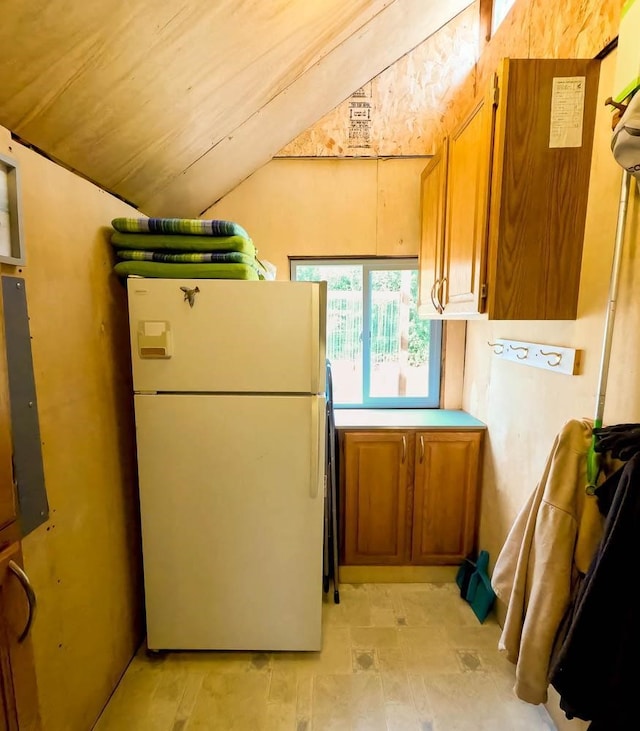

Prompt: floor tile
[
  {"left": 185, "top": 672, "right": 269, "bottom": 730},
  {"left": 398, "top": 626, "right": 461, "bottom": 675},
  {"left": 312, "top": 673, "right": 386, "bottom": 731},
  {"left": 384, "top": 702, "right": 424, "bottom": 731},
  {"left": 92, "top": 582, "right": 559, "bottom": 731},
  {"left": 351, "top": 648, "right": 379, "bottom": 673},
  {"left": 351, "top": 626, "right": 399, "bottom": 649},
  {"left": 381, "top": 670, "right": 414, "bottom": 705}
]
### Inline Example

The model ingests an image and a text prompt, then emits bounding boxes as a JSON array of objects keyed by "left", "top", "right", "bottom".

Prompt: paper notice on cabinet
[{"left": 549, "top": 76, "right": 586, "bottom": 148}]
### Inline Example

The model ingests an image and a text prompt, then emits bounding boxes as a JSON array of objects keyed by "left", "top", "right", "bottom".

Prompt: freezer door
[
  {"left": 134, "top": 393, "right": 326, "bottom": 651},
  {"left": 127, "top": 279, "right": 326, "bottom": 394}
]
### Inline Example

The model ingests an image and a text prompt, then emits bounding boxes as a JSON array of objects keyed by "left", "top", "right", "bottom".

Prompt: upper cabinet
[
  {"left": 417, "top": 139, "right": 448, "bottom": 316},
  {"left": 418, "top": 58, "right": 600, "bottom": 320}
]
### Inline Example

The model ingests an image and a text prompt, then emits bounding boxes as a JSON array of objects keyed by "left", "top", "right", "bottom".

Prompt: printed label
[{"left": 549, "top": 76, "right": 586, "bottom": 148}]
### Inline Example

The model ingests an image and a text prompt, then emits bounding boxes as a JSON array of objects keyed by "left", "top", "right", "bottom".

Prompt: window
[
  {"left": 491, "top": 0, "right": 517, "bottom": 34},
  {"left": 291, "top": 258, "right": 442, "bottom": 408}
]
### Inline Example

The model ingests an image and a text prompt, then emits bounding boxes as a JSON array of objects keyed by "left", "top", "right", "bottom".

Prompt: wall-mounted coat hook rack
[{"left": 487, "top": 339, "right": 582, "bottom": 375}]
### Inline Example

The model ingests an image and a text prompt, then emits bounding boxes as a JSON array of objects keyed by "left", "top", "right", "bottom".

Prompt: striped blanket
[
  {"left": 117, "top": 250, "right": 258, "bottom": 267},
  {"left": 112, "top": 217, "right": 249, "bottom": 238},
  {"left": 111, "top": 231, "right": 256, "bottom": 256}
]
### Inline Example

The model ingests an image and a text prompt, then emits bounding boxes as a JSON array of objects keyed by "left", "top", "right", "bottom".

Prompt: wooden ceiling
[{"left": 0, "top": 0, "right": 473, "bottom": 217}]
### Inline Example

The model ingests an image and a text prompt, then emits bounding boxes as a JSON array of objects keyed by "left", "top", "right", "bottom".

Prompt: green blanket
[
  {"left": 112, "top": 217, "right": 249, "bottom": 238},
  {"left": 111, "top": 231, "right": 256, "bottom": 255},
  {"left": 117, "top": 250, "right": 258, "bottom": 267},
  {"left": 113, "top": 261, "right": 260, "bottom": 280}
]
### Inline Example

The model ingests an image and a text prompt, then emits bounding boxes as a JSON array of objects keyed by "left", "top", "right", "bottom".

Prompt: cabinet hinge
[{"left": 480, "top": 283, "right": 488, "bottom": 299}]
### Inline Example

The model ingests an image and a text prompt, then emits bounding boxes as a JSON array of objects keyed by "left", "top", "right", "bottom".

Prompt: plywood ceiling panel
[
  {"left": 141, "top": 0, "right": 474, "bottom": 215},
  {"left": 0, "top": 0, "right": 473, "bottom": 217}
]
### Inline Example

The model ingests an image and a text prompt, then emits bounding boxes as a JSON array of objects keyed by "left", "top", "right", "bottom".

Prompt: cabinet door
[
  {"left": 485, "top": 58, "right": 600, "bottom": 320},
  {"left": 343, "top": 432, "right": 410, "bottom": 565},
  {"left": 0, "top": 540, "right": 40, "bottom": 731},
  {"left": 442, "top": 79, "right": 497, "bottom": 316},
  {"left": 417, "top": 139, "right": 448, "bottom": 317},
  {"left": 411, "top": 431, "right": 482, "bottom": 564}
]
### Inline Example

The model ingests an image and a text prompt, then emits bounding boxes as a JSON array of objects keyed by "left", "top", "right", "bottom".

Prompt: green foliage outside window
[{"left": 296, "top": 266, "right": 429, "bottom": 366}]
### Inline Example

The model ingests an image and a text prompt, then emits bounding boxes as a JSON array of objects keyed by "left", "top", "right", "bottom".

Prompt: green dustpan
[{"left": 460, "top": 550, "right": 496, "bottom": 623}]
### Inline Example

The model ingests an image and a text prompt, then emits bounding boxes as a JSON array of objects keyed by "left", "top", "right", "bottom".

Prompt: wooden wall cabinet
[
  {"left": 417, "top": 140, "right": 448, "bottom": 316},
  {"left": 341, "top": 429, "right": 483, "bottom": 566},
  {"left": 418, "top": 58, "right": 600, "bottom": 320}
]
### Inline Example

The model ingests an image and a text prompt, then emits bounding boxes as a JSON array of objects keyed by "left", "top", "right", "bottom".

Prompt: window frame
[{"left": 290, "top": 257, "right": 442, "bottom": 409}]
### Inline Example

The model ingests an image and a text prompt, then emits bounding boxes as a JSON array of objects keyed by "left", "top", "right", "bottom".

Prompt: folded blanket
[
  {"left": 112, "top": 217, "right": 249, "bottom": 238},
  {"left": 113, "top": 261, "right": 260, "bottom": 280},
  {"left": 117, "top": 250, "right": 258, "bottom": 267},
  {"left": 111, "top": 231, "right": 255, "bottom": 256}
]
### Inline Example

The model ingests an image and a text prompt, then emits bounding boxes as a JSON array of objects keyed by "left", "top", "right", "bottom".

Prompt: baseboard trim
[{"left": 339, "top": 565, "right": 458, "bottom": 583}]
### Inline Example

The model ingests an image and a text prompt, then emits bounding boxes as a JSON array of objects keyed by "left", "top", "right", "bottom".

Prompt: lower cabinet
[
  {"left": 0, "top": 532, "right": 40, "bottom": 731},
  {"left": 341, "top": 429, "right": 483, "bottom": 566}
]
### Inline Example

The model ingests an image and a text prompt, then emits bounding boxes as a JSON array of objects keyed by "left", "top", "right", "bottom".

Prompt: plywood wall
[
  {"left": 0, "top": 128, "right": 142, "bottom": 731},
  {"left": 279, "top": 0, "right": 621, "bottom": 162},
  {"left": 459, "top": 1, "right": 625, "bottom": 728},
  {"left": 278, "top": 3, "right": 479, "bottom": 158},
  {"left": 205, "top": 157, "right": 428, "bottom": 277}
]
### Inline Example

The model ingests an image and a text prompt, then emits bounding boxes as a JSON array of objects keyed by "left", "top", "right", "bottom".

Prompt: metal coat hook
[
  {"left": 488, "top": 338, "right": 580, "bottom": 375},
  {"left": 539, "top": 349, "right": 563, "bottom": 367},
  {"left": 510, "top": 346, "right": 529, "bottom": 360}
]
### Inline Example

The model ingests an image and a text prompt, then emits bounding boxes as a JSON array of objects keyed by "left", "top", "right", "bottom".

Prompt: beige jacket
[{"left": 491, "top": 418, "right": 604, "bottom": 705}]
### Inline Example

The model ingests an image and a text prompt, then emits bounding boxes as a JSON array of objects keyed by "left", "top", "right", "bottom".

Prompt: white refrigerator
[{"left": 126, "top": 278, "right": 327, "bottom": 651}]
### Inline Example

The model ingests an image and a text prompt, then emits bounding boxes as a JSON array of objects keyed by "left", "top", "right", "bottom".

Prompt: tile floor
[{"left": 93, "top": 583, "right": 555, "bottom": 730}]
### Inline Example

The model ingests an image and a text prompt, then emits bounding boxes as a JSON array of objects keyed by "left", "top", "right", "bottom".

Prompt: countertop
[{"left": 333, "top": 409, "right": 486, "bottom": 430}]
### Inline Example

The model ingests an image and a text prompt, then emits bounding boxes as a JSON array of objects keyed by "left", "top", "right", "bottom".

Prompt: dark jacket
[{"left": 549, "top": 453, "right": 640, "bottom": 727}]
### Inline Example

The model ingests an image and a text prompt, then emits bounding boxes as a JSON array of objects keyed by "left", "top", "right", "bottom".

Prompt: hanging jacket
[
  {"left": 549, "top": 452, "right": 640, "bottom": 726},
  {"left": 490, "top": 418, "right": 604, "bottom": 705}
]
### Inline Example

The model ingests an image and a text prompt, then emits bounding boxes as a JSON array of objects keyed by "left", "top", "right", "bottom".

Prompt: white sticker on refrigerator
[
  {"left": 144, "top": 321, "right": 166, "bottom": 336},
  {"left": 549, "top": 76, "right": 586, "bottom": 148}
]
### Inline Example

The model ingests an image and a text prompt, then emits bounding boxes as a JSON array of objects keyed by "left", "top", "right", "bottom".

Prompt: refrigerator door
[
  {"left": 134, "top": 392, "right": 326, "bottom": 651},
  {"left": 127, "top": 279, "right": 326, "bottom": 395}
]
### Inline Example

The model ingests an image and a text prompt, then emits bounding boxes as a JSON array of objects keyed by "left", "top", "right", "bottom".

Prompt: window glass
[
  {"left": 292, "top": 259, "right": 441, "bottom": 408},
  {"left": 492, "top": 0, "right": 517, "bottom": 34}
]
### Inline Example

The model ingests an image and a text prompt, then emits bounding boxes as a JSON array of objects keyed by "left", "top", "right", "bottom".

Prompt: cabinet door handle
[
  {"left": 430, "top": 279, "right": 439, "bottom": 312},
  {"left": 437, "top": 277, "right": 447, "bottom": 313},
  {"left": 9, "top": 560, "right": 36, "bottom": 642},
  {"left": 401, "top": 435, "right": 407, "bottom": 464},
  {"left": 419, "top": 435, "right": 425, "bottom": 463}
]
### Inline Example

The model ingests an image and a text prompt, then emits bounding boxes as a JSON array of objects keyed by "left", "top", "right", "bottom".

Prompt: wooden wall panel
[
  {"left": 376, "top": 158, "right": 429, "bottom": 257},
  {"left": 278, "top": 3, "right": 479, "bottom": 158},
  {"left": 206, "top": 159, "right": 379, "bottom": 277},
  {"left": 468, "top": 0, "right": 621, "bottom": 155},
  {"left": 0, "top": 127, "right": 142, "bottom": 731},
  {"left": 476, "top": 1, "right": 531, "bottom": 93},
  {"left": 278, "top": 0, "right": 622, "bottom": 164},
  {"left": 528, "top": 0, "right": 622, "bottom": 58}
]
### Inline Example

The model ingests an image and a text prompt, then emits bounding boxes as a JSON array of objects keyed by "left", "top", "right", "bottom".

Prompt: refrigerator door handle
[
  {"left": 310, "top": 287, "right": 320, "bottom": 394},
  {"left": 310, "top": 398, "right": 320, "bottom": 498},
  {"left": 309, "top": 283, "right": 327, "bottom": 394}
]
